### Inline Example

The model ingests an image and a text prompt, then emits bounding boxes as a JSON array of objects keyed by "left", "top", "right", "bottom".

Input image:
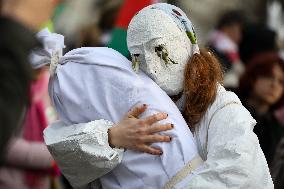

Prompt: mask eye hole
[
  {"left": 155, "top": 45, "right": 163, "bottom": 52},
  {"left": 154, "top": 44, "right": 178, "bottom": 65},
  {"left": 133, "top": 54, "right": 140, "bottom": 57}
]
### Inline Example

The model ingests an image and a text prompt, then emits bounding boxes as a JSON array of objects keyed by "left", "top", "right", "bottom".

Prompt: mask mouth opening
[{"left": 131, "top": 54, "right": 140, "bottom": 72}]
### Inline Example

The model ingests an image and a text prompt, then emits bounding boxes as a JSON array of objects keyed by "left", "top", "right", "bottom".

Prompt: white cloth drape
[
  {"left": 185, "top": 85, "right": 274, "bottom": 189},
  {"left": 44, "top": 47, "right": 200, "bottom": 189}
]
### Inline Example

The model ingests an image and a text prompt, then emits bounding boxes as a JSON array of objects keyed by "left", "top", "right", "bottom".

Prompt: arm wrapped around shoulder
[{"left": 44, "top": 120, "right": 123, "bottom": 189}]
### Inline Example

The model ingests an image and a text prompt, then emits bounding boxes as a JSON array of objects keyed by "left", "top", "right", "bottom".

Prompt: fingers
[
  {"left": 137, "top": 145, "right": 163, "bottom": 155},
  {"left": 126, "top": 104, "right": 147, "bottom": 118},
  {"left": 141, "top": 134, "right": 172, "bottom": 143},
  {"left": 143, "top": 112, "right": 168, "bottom": 125},
  {"left": 146, "top": 123, "right": 173, "bottom": 134}
]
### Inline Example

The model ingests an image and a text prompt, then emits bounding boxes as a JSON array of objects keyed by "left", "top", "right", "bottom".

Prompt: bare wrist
[{"left": 108, "top": 127, "right": 115, "bottom": 148}]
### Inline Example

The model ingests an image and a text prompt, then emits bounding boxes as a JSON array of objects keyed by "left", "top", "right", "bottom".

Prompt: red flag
[
  {"left": 108, "top": 0, "right": 158, "bottom": 57},
  {"left": 115, "top": 0, "right": 157, "bottom": 29}
]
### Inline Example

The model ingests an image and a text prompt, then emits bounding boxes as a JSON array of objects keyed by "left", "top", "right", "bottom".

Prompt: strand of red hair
[{"left": 183, "top": 48, "right": 224, "bottom": 130}]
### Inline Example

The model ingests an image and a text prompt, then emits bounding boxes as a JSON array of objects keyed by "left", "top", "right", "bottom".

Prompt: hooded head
[{"left": 127, "top": 3, "right": 199, "bottom": 96}]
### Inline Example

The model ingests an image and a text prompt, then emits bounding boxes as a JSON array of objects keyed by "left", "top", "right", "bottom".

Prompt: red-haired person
[{"left": 238, "top": 51, "right": 284, "bottom": 166}]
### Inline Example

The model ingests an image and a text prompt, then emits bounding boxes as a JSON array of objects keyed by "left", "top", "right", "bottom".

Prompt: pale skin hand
[{"left": 108, "top": 104, "right": 173, "bottom": 155}]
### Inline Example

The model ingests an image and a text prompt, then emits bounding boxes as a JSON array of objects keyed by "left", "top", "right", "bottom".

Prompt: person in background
[
  {"left": 0, "top": 0, "right": 60, "bottom": 30},
  {"left": 238, "top": 51, "right": 284, "bottom": 188},
  {"left": 0, "top": 1, "right": 63, "bottom": 189},
  {"left": 207, "top": 10, "right": 245, "bottom": 88},
  {"left": 0, "top": 0, "right": 42, "bottom": 163},
  {"left": 238, "top": 51, "right": 284, "bottom": 166},
  {"left": 270, "top": 137, "right": 284, "bottom": 189},
  {"left": 0, "top": 24, "right": 34, "bottom": 164},
  {"left": 271, "top": 96, "right": 284, "bottom": 189},
  {"left": 240, "top": 23, "right": 278, "bottom": 65},
  {"left": 275, "top": 106, "right": 284, "bottom": 126},
  {"left": 274, "top": 51, "right": 284, "bottom": 127},
  {"left": 77, "top": 1, "right": 122, "bottom": 48}
]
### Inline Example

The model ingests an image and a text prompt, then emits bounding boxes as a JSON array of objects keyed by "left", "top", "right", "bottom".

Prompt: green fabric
[
  {"left": 108, "top": 28, "right": 130, "bottom": 59},
  {"left": 53, "top": 4, "right": 65, "bottom": 21}
]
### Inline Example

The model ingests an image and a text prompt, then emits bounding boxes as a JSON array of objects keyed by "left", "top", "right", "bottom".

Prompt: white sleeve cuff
[{"left": 44, "top": 119, "right": 124, "bottom": 189}]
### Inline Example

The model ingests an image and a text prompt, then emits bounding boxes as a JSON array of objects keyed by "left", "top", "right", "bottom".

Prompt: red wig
[{"left": 183, "top": 48, "right": 224, "bottom": 129}]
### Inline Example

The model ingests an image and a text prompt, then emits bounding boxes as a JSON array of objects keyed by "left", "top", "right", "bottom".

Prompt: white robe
[
  {"left": 44, "top": 47, "right": 200, "bottom": 189},
  {"left": 185, "top": 85, "right": 273, "bottom": 188},
  {"left": 45, "top": 85, "right": 274, "bottom": 189}
]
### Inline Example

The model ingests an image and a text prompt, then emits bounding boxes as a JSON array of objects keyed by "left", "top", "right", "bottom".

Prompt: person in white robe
[
  {"left": 31, "top": 29, "right": 203, "bottom": 189},
  {"left": 126, "top": 3, "right": 273, "bottom": 189}
]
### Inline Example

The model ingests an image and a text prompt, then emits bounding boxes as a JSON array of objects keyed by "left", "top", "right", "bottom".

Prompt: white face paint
[{"left": 127, "top": 7, "right": 192, "bottom": 96}]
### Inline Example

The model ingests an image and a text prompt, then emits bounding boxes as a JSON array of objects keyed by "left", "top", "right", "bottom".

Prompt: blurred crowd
[{"left": 0, "top": 0, "right": 284, "bottom": 189}]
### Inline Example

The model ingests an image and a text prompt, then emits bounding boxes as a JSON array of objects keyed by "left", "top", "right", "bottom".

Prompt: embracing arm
[
  {"left": 44, "top": 105, "right": 172, "bottom": 189},
  {"left": 186, "top": 104, "right": 273, "bottom": 189},
  {"left": 45, "top": 119, "right": 123, "bottom": 189}
]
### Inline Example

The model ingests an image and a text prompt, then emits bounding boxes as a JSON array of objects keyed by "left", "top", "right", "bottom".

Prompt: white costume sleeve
[
  {"left": 186, "top": 104, "right": 273, "bottom": 189},
  {"left": 44, "top": 120, "right": 123, "bottom": 189}
]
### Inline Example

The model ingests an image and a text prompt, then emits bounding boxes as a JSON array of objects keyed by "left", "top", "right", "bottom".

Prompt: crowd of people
[{"left": 0, "top": 0, "right": 283, "bottom": 189}]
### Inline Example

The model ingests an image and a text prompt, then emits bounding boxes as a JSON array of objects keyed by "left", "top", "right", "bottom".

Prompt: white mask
[{"left": 127, "top": 3, "right": 199, "bottom": 96}]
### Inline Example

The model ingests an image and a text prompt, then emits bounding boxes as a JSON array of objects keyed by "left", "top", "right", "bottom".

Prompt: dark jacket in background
[
  {"left": 244, "top": 103, "right": 284, "bottom": 166},
  {"left": 0, "top": 17, "right": 38, "bottom": 164}
]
